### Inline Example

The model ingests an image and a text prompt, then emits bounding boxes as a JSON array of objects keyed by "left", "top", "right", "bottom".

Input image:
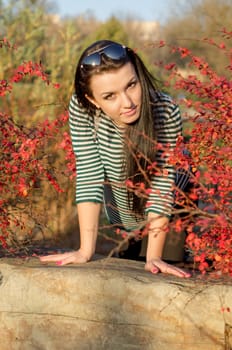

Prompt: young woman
[{"left": 40, "top": 40, "right": 191, "bottom": 278}]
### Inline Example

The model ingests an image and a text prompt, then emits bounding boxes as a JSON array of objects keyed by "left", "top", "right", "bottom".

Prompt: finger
[
  {"left": 144, "top": 262, "right": 160, "bottom": 274},
  {"left": 180, "top": 270, "right": 191, "bottom": 278},
  {"left": 57, "top": 252, "right": 80, "bottom": 265},
  {"left": 164, "top": 266, "right": 191, "bottom": 278},
  {"left": 39, "top": 253, "right": 70, "bottom": 262},
  {"left": 145, "top": 260, "right": 191, "bottom": 278},
  {"left": 58, "top": 255, "right": 77, "bottom": 266},
  {"left": 170, "top": 266, "right": 191, "bottom": 278},
  {"left": 151, "top": 266, "right": 159, "bottom": 274}
]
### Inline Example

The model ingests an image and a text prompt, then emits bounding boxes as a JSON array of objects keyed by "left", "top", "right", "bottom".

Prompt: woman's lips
[{"left": 122, "top": 107, "right": 137, "bottom": 116}]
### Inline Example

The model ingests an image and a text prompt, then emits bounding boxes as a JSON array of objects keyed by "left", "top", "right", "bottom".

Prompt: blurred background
[{"left": 1, "top": 0, "right": 231, "bottom": 253}]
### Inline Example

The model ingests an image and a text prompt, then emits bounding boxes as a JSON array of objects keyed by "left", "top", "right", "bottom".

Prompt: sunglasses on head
[{"left": 80, "top": 43, "right": 127, "bottom": 68}]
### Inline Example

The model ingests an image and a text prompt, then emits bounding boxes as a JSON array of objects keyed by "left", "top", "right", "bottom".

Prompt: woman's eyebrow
[{"left": 100, "top": 76, "right": 137, "bottom": 96}]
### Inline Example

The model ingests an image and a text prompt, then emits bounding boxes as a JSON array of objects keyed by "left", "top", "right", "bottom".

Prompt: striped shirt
[{"left": 69, "top": 92, "right": 182, "bottom": 231}]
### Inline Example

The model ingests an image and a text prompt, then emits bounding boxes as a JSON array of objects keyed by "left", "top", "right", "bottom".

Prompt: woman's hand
[
  {"left": 39, "top": 202, "right": 101, "bottom": 266},
  {"left": 39, "top": 248, "right": 91, "bottom": 266},
  {"left": 145, "top": 257, "right": 191, "bottom": 278}
]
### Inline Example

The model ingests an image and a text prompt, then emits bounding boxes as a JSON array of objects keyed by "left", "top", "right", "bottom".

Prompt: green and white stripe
[{"left": 69, "top": 92, "right": 182, "bottom": 231}]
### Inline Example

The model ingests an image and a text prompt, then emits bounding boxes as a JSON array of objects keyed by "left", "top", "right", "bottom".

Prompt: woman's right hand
[{"left": 39, "top": 248, "right": 91, "bottom": 266}]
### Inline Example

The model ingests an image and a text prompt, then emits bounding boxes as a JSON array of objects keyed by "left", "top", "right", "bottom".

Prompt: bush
[{"left": 1, "top": 31, "right": 232, "bottom": 276}]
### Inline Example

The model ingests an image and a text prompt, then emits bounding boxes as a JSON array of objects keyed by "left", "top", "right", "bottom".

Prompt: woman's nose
[{"left": 121, "top": 93, "right": 133, "bottom": 108}]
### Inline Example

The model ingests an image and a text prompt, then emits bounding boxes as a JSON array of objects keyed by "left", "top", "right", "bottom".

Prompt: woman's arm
[
  {"left": 77, "top": 202, "right": 102, "bottom": 260},
  {"left": 145, "top": 212, "right": 191, "bottom": 278},
  {"left": 146, "top": 213, "right": 169, "bottom": 261},
  {"left": 39, "top": 202, "right": 101, "bottom": 265}
]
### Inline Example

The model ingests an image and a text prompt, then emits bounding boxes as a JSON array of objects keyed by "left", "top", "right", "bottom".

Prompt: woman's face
[{"left": 87, "top": 62, "right": 142, "bottom": 126}]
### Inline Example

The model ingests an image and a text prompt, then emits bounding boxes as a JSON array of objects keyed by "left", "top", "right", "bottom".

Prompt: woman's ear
[{"left": 85, "top": 94, "right": 100, "bottom": 109}]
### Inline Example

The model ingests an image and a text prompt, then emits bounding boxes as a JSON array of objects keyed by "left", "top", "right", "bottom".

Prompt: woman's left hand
[{"left": 145, "top": 258, "right": 191, "bottom": 278}]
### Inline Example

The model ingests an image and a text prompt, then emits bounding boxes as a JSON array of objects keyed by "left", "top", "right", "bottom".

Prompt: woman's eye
[
  {"left": 104, "top": 94, "right": 114, "bottom": 100},
  {"left": 128, "top": 81, "right": 137, "bottom": 88}
]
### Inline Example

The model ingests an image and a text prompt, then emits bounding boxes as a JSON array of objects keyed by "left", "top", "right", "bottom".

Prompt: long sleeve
[
  {"left": 69, "top": 94, "right": 104, "bottom": 204},
  {"left": 145, "top": 95, "right": 182, "bottom": 217}
]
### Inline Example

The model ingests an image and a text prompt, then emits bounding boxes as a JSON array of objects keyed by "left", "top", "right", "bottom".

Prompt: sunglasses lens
[
  {"left": 81, "top": 44, "right": 127, "bottom": 68},
  {"left": 82, "top": 52, "right": 101, "bottom": 67},
  {"left": 103, "top": 44, "right": 126, "bottom": 60}
]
